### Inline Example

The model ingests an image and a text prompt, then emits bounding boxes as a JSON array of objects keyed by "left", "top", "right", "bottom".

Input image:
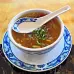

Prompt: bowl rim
[{"left": 8, "top": 9, "right": 64, "bottom": 52}]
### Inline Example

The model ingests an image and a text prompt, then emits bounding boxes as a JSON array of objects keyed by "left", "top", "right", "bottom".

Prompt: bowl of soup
[{"left": 8, "top": 9, "right": 64, "bottom": 52}]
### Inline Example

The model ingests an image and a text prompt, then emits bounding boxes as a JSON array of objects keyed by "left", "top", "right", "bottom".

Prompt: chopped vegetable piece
[
  {"left": 21, "top": 40, "right": 23, "bottom": 42},
  {"left": 32, "top": 45, "right": 40, "bottom": 48},
  {"left": 36, "top": 40, "right": 42, "bottom": 45},
  {"left": 46, "top": 39, "right": 51, "bottom": 42}
]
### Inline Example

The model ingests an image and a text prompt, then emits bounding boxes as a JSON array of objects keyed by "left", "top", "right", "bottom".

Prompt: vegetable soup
[{"left": 12, "top": 12, "right": 61, "bottom": 48}]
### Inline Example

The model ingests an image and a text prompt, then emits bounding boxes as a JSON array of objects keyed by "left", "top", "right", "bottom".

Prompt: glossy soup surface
[{"left": 12, "top": 12, "right": 61, "bottom": 48}]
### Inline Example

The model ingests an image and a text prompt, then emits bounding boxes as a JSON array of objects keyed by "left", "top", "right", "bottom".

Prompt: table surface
[
  {"left": 0, "top": 0, "right": 74, "bottom": 44},
  {"left": 0, "top": 0, "right": 74, "bottom": 74},
  {"left": 0, "top": 44, "right": 74, "bottom": 74}
]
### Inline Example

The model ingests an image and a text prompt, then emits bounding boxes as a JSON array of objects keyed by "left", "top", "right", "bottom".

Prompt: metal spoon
[{"left": 13, "top": 5, "right": 71, "bottom": 33}]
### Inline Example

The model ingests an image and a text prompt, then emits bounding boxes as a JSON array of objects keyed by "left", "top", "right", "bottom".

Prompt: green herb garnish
[
  {"left": 33, "top": 28, "right": 46, "bottom": 47},
  {"left": 33, "top": 28, "right": 46, "bottom": 40}
]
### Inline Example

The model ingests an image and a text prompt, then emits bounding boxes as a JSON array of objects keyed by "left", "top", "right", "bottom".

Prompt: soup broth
[{"left": 12, "top": 12, "right": 61, "bottom": 48}]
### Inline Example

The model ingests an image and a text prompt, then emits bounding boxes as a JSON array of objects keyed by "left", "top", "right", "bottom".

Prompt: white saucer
[{"left": 2, "top": 26, "right": 72, "bottom": 72}]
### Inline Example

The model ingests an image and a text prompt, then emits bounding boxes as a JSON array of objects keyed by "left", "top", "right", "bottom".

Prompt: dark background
[{"left": 0, "top": 44, "right": 74, "bottom": 74}]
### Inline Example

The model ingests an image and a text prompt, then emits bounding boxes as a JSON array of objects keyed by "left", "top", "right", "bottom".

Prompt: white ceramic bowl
[{"left": 8, "top": 9, "right": 64, "bottom": 52}]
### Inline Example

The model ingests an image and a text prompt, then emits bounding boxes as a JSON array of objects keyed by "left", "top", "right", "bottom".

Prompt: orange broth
[{"left": 12, "top": 12, "right": 61, "bottom": 48}]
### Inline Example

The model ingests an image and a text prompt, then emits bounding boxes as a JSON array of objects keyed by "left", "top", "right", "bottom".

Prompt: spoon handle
[{"left": 37, "top": 5, "right": 71, "bottom": 25}]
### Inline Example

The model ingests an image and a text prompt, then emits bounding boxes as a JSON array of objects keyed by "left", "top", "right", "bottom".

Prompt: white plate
[{"left": 2, "top": 26, "right": 72, "bottom": 72}]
